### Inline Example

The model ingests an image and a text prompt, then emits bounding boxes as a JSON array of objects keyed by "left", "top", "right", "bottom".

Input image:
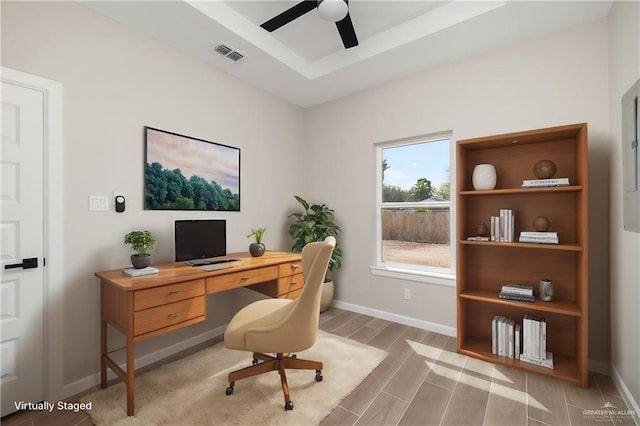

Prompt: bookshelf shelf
[
  {"left": 459, "top": 337, "right": 582, "bottom": 385},
  {"left": 459, "top": 240, "right": 583, "bottom": 252},
  {"left": 456, "top": 123, "right": 588, "bottom": 386},
  {"left": 459, "top": 289, "right": 582, "bottom": 317}
]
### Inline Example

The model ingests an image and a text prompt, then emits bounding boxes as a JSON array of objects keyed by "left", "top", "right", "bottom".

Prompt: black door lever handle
[{"left": 4, "top": 257, "right": 38, "bottom": 269}]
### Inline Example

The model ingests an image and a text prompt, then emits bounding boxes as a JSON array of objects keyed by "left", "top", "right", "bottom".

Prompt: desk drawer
[
  {"left": 278, "top": 274, "right": 304, "bottom": 298},
  {"left": 206, "top": 266, "right": 278, "bottom": 293},
  {"left": 279, "top": 261, "right": 302, "bottom": 277},
  {"left": 134, "top": 296, "right": 205, "bottom": 336},
  {"left": 134, "top": 279, "right": 205, "bottom": 311}
]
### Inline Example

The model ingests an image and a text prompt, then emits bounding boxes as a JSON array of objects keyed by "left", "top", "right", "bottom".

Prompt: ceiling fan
[{"left": 260, "top": 0, "right": 359, "bottom": 49}]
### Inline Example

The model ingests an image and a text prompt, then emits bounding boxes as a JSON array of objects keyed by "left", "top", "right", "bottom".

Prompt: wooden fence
[{"left": 382, "top": 210, "right": 450, "bottom": 244}]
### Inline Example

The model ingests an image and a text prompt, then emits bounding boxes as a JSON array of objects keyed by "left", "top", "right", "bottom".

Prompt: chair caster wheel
[
  {"left": 225, "top": 386, "right": 234, "bottom": 396},
  {"left": 284, "top": 401, "right": 294, "bottom": 411},
  {"left": 315, "top": 370, "right": 323, "bottom": 382}
]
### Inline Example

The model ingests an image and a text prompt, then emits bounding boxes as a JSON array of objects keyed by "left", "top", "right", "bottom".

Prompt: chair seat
[{"left": 224, "top": 298, "right": 294, "bottom": 353}]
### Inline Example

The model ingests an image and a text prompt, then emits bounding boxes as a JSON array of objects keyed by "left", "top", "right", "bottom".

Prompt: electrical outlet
[{"left": 404, "top": 288, "right": 411, "bottom": 300}]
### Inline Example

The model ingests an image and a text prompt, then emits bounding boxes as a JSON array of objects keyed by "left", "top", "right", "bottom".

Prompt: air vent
[{"left": 213, "top": 44, "right": 244, "bottom": 62}]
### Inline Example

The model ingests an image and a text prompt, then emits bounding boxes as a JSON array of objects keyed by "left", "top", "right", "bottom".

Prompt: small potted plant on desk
[
  {"left": 124, "top": 230, "right": 156, "bottom": 269},
  {"left": 248, "top": 227, "right": 267, "bottom": 257},
  {"left": 288, "top": 195, "right": 342, "bottom": 312}
]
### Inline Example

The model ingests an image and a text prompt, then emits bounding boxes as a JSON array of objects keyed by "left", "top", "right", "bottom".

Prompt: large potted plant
[
  {"left": 288, "top": 195, "right": 342, "bottom": 312},
  {"left": 124, "top": 230, "right": 156, "bottom": 269}
]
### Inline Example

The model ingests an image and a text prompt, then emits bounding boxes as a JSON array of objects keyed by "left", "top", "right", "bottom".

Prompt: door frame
[{"left": 1, "top": 67, "right": 64, "bottom": 401}]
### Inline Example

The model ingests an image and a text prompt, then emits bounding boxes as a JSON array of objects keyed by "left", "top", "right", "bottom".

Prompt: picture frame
[{"left": 144, "top": 126, "right": 240, "bottom": 211}]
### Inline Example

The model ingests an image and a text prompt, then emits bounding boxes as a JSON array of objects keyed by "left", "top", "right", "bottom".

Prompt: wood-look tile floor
[{"left": 2, "top": 308, "right": 636, "bottom": 426}]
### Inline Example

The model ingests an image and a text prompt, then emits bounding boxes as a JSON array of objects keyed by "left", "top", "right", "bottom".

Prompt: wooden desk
[{"left": 95, "top": 251, "right": 302, "bottom": 416}]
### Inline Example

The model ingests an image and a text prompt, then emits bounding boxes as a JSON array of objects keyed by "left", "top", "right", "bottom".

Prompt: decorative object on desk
[
  {"left": 472, "top": 163, "right": 497, "bottom": 190},
  {"left": 123, "top": 230, "right": 156, "bottom": 269},
  {"left": 475, "top": 222, "right": 487, "bottom": 237},
  {"left": 247, "top": 227, "right": 267, "bottom": 257},
  {"left": 533, "top": 159, "right": 557, "bottom": 179},
  {"left": 539, "top": 279, "right": 553, "bottom": 301},
  {"left": 288, "top": 195, "right": 342, "bottom": 312},
  {"left": 533, "top": 215, "right": 550, "bottom": 232},
  {"left": 82, "top": 330, "right": 386, "bottom": 425}
]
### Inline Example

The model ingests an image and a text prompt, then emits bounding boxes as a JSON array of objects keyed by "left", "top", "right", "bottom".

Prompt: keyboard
[{"left": 198, "top": 261, "right": 239, "bottom": 271}]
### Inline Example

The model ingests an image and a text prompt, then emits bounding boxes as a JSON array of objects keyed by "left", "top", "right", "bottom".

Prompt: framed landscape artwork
[{"left": 144, "top": 127, "right": 240, "bottom": 211}]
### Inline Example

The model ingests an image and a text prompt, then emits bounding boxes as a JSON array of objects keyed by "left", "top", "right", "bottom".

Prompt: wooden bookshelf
[{"left": 456, "top": 123, "right": 588, "bottom": 386}]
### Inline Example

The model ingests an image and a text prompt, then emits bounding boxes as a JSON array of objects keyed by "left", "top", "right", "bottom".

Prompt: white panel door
[{"left": 0, "top": 81, "right": 45, "bottom": 417}]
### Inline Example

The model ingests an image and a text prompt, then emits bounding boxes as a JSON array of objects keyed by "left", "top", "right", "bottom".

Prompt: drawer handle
[
  {"left": 168, "top": 312, "right": 181, "bottom": 318},
  {"left": 291, "top": 264, "right": 300, "bottom": 269},
  {"left": 168, "top": 290, "right": 181, "bottom": 296},
  {"left": 291, "top": 281, "right": 298, "bottom": 285},
  {"left": 240, "top": 276, "right": 251, "bottom": 281}
]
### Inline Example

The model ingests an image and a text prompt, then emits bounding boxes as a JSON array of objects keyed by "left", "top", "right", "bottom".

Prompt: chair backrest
[{"left": 281, "top": 236, "right": 335, "bottom": 351}]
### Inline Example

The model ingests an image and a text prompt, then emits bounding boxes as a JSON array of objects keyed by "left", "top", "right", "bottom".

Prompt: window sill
[{"left": 369, "top": 265, "right": 455, "bottom": 287}]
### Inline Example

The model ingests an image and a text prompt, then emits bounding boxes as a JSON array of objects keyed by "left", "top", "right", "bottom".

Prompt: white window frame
[{"left": 371, "top": 132, "right": 456, "bottom": 286}]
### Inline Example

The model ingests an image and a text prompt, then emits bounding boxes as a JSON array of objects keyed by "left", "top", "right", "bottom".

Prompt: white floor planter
[{"left": 320, "top": 279, "right": 334, "bottom": 313}]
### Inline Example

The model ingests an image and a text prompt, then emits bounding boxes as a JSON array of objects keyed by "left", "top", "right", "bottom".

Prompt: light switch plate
[{"left": 89, "top": 195, "right": 109, "bottom": 211}]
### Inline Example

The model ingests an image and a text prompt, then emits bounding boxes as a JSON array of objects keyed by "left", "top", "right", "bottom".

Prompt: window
[{"left": 374, "top": 134, "right": 454, "bottom": 279}]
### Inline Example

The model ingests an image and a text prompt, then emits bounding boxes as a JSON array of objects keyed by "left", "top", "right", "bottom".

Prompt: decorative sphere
[
  {"left": 475, "top": 222, "right": 487, "bottom": 237},
  {"left": 533, "top": 160, "right": 557, "bottom": 179},
  {"left": 533, "top": 216, "right": 550, "bottom": 232}
]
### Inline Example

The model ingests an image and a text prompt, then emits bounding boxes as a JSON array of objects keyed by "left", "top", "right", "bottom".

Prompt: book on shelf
[
  {"left": 519, "top": 352, "right": 554, "bottom": 369},
  {"left": 499, "top": 292, "right": 535, "bottom": 303},
  {"left": 123, "top": 266, "right": 159, "bottom": 277},
  {"left": 519, "top": 234, "right": 559, "bottom": 244},
  {"left": 522, "top": 177, "right": 570, "bottom": 188},
  {"left": 501, "top": 284, "right": 534, "bottom": 296},
  {"left": 520, "top": 231, "right": 558, "bottom": 237},
  {"left": 490, "top": 208, "right": 515, "bottom": 242},
  {"left": 492, "top": 315, "right": 551, "bottom": 366},
  {"left": 467, "top": 236, "right": 490, "bottom": 241}
]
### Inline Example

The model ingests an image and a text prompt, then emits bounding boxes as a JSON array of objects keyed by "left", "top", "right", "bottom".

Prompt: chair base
[{"left": 226, "top": 352, "right": 323, "bottom": 411}]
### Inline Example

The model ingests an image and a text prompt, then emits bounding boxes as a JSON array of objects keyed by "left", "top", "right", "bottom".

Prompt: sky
[
  {"left": 382, "top": 139, "right": 450, "bottom": 190},
  {"left": 146, "top": 128, "right": 240, "bottom": 194}
]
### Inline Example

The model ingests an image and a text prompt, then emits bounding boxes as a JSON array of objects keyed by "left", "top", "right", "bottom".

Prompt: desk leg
[
  {"left": 100, "top": 319, "right": 107, "bottom": 388},
  {"left": 126, "top": 334, "right": 135, "bottom": 416}
]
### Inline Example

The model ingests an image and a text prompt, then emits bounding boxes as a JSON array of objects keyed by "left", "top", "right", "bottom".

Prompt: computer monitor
[{"left": 174, "top": 219, "right": 226, "bottom": 263}]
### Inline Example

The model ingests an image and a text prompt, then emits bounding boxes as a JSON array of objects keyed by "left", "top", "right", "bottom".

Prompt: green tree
[
  {"left": 434, "top": 182, "right": 451, "bottom": 200},
  {"left": 409, "top": 177, "right": 433, "bottom": 201}
]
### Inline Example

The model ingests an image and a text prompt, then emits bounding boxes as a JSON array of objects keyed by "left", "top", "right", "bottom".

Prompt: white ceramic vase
[{"left": 472, "top": 164, "right": 497, "bottom": 190}]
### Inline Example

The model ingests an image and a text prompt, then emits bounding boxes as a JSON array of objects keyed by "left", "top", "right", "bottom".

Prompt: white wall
[
  {"left": 305, "top": 18, "right": 612, "bottom": 365},
  {"left": 608, "top": 0, "right": 640, "bottom": 411},
  {"left": 1, "top": 1, "right": 306, "bottom": 387}
]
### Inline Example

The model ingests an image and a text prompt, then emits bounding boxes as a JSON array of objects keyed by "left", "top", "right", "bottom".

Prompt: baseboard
[
  {"left": 589, "top": 359, "right": 611, "bottom": 375},
  {"left": 60, "top": 325, "right": 226, "bottom": 400},
  {"left": 332, "top": 300, "right": 457, "bottom": 337},
  {"left": 611, "top": 366, "right": 640, "bottom": 425}
]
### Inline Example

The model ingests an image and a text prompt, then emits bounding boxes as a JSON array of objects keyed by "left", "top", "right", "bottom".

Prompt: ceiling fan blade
[
  {"left": 335, "top": 13, "right": 358, "bottom": 48},
  {"left": 260, "top": 0, "right": 318, "bottom": 32}
]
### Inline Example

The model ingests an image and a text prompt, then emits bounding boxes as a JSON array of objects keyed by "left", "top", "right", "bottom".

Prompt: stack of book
[
  {"left": 491, "top": 316, "right": 520, "bottom": 358},
  {"left": 499, "top": 284, "right": 535, "bottom": 303},
  {"left": 123, "top": 266, "right": 159, "bottom": 277},
  {"left": 490, "top": 208, "right": 515, "bottom": 242},
  {"left": 522, "top": 177, "right": 570, "bottom": 188},
  {"left": 519, "top": 231, "right": 559, "bottom": 244},
  {"left": 520, "top": 315, "right": 553, "bottom": 369}
]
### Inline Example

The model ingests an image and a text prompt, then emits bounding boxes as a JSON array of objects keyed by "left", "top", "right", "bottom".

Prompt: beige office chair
[{"left": 223, "top": 236, "right": 336, "bottom": 411}]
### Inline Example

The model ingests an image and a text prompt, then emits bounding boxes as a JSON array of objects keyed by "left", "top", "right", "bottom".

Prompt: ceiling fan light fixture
[{"left": 317, "top": 0, "right": 348, "bottom": 22}]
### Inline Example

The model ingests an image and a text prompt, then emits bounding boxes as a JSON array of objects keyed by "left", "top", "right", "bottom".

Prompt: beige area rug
[{"left": 82, "top": 331, "right": 387, "bottom": 425}]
